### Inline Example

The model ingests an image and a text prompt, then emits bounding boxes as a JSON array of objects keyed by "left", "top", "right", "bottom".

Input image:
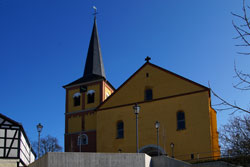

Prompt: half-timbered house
[{"left": 0, "top": 113, "right": 36, "bottom": 167}]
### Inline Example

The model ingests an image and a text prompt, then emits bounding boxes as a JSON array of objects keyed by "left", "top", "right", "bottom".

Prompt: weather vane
[{"left": 93, "top": 6, "right": 98, "bottom": 17}]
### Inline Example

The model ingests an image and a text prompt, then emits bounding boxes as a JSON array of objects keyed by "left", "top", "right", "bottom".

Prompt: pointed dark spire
[
  {"left": 63, "top": 17, "right": 107, "bottom": 88},
  {"left": 83, "top": 17, "right": 106, "bottom": 79}
]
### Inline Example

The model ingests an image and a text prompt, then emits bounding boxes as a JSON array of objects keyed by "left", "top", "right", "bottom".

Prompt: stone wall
[
  {"left": 29, "top": 152, "right": 242, "bottom": 167},
  {"left": 0, "top": 159, "right": 19, "bottom": 167},
  {"left": 29, "top": 152, "right": 151, "bottom": 167}
]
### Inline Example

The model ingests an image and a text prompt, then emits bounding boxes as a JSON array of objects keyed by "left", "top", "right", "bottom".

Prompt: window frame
[
  {"left": 73, "top": 92, "right": 81, "bottom": 106},
  {"left": 77, "top": 134, "right": 88, "bottom": 145},
  {"left": 87, "top": 90, "right": 95, "bottom": 104},
  {"left": 144, "top": 88, "right": 153, "bottom": 101},
  {"left": 116, "top": 121, "right": 124, "bottom": 139},
  {"left": 177, "top": 111, "right": 186, "bottom": 130},
  {"left": 191, "top": 153, "right": 194, "bottom": 160}
]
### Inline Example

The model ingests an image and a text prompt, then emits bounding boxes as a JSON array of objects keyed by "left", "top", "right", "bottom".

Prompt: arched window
[
  {"left": 117, "top": 121, "right": 124, "bottom": 139},
  {"left": 145, "top": 89, "right": 153, "bottom": 101},
  {"left": 87, "top": 90, "right": 95, "bottom": 104},
  {"left": 73, "top": 92, "right": 81, "bottom": 106},
  {"left": 191, "top": 153, "right": 194, "bottom": 160},
  {"left": 177, "top": 111, "right": 186, "bottom": 130},
  {"left": 77, "top": 134, "right": 88, "bottom": 145}
]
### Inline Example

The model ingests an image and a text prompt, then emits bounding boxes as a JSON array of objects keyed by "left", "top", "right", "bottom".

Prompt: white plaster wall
[{"left": 20, "top": 132, "right": 35, "bottom": 166}]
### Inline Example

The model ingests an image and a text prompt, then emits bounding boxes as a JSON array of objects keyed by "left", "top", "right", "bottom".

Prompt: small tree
[
  {"left": 32, "top": 135, "right": 62, "bottom": 156},
  {"left": 220, "top": 115, "right": 250, "bottom": 156}
]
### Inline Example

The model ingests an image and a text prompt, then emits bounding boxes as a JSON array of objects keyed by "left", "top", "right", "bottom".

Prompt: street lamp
[
  {"left": 78, "top": 133, "right": 82, "bottom": 152},
  {"left": 36, "top": 123, "right": 43, "bottom": 158},
  {"left": 170, "top": 142, "right": 174, "bottom": 158},
  {"left": 133, "top": 103, "right": 140, "bottom": 153},
  {"left": 155, "top": 121, "right": 160, "bottom": 156}
]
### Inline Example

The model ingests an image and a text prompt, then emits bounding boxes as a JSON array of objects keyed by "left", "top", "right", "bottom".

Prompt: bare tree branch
[
  {"left": 236, "top": 52, "right": 250, "bottom": 55},
  {"left": 242, "top": 0, "right": 250, "bottom": 30},
  {"left": 231, "top": 12, "right": 245, "bottom": 20},
  {"left": 232, "top": 0, "right": 250, "bottom": 53},
  {"left": 232, "top": 21, "right": 250, "bottom": 48},
  {"left": 233, "top": 62, "right": 250, "bottom": 90},
  {"left": 209, "top": 85, "right": 250, "bottom": 114},
  {"left": 32, "top": 135, "right": 62, "bottom": 157},
  {"left": 211, "top": 0, "right": 250, "bottom": 115}
]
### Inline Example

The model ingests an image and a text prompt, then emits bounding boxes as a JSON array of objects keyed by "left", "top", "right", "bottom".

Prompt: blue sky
[{"left": 0, "top": 0, "right": 249, "bottom": 150}]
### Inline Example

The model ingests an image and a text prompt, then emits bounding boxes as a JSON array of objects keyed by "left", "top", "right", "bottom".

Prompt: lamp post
[
  {"left": 36, "top": 123, "right": 43, "bottom": 158},
  {"left": 170, "top": 142, "right": 174, "bottom": 158},
  {"left": 78, "top": 133, "right": 82, "bottom": 152},
  {"left": 155, "top": 121, "right": 160, "bottom": 156},
  {"left": 133, "top": 103, "right": 140, "bottom": 153}
]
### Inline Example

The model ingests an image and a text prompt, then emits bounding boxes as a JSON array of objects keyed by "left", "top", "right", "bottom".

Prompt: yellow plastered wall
[
  {"left": 67, "top": 88, "right": 82, "bottom": 113},
  {"left": 209, "top": 106, "right": 220, "bottom": 158},
  {"left": 84, "top": 112, "right": 97, "bottom": 131},
  {"left": 104, "top": 84, "right": 113, "bottom": 100},
  {"left": 100, "top": 64, "right": 205, "bottom": 109},
  {"left": 85, "top": 84, "right": 100, "bottom": 109},
  {"left": 97, "top": 91, "right": 215, "bottom": 160},
  {"left": 68, "top": 116, "right": 82, "bottom": 133}
]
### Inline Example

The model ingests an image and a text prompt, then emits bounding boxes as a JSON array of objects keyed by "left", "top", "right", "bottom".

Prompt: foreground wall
[
  {"left": 192, "top": 161, "right": 239, "bottom": 167},
  {"left": 151, "top": 156, "right": 192, "bottom": 167},
  {"left": 29, "top": 152, "right": 151, "bottom": 167},
  {"left": 0, "top": 159, "right": 19, "bottom": 167}
]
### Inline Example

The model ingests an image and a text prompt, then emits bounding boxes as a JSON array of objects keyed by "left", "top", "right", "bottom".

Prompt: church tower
[{"left": 63, "top": 17, "right": 114, "bottom": 152}]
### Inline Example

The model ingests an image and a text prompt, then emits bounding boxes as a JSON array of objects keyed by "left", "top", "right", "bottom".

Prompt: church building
[{"left": 63, "top": 17, "right": 220, "bottom": 161}]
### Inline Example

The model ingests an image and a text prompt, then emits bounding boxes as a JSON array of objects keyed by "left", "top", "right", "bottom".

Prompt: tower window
[
  {"left": 77, "top": 134, "right": 88, "bottom": 145},
  {"left": 177, "top": 111, "right": 186, "bottom": 130},
  {"left": 117, "top": 121, "right": 124, "bottom": 139},
  {"left": 87, "top": 90, "right": 95, "bottom": 104},
  {"left": 73, "top": 92, "right": 81, "bottom": 106},
  {"left": 145, "top": 89, "right": 153, "bottom": 101}
]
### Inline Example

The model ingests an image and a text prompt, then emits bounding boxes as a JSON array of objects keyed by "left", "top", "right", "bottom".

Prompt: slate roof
[
  {"left": 64, "top": 17, "right": 106, "bottom": 88},
  {"left": 63, "top": 75, "right": 105, "bottom": 88},
  {"left": 83, "top": 17, "right": 106, "bottom": 79}
]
